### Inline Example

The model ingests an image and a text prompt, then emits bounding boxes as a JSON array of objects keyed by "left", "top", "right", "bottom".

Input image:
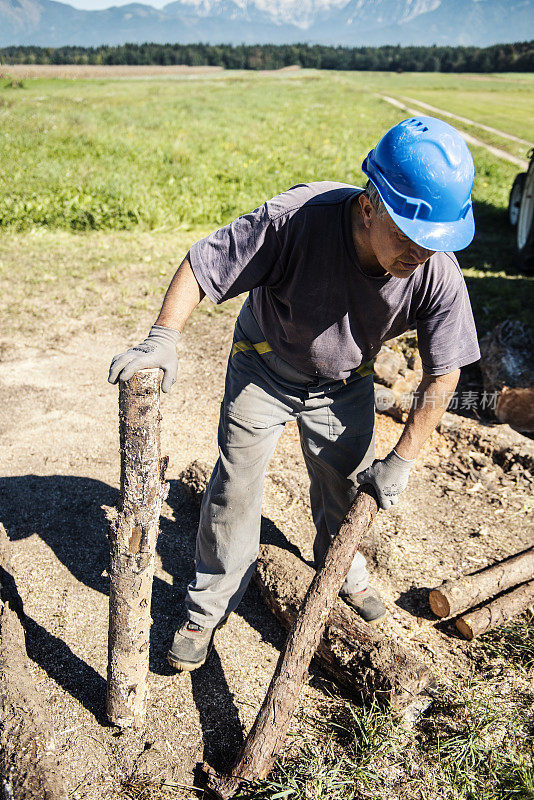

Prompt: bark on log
[
  {"left": 255, "top": 543, "right": 436, "bottom": 712},
  {"left": 0, "top": 523, "right": 68, "bottom": 799},
  {"left": 429, "top": 547, "right": 534, "bottom": 618},
  {"left": 456, "top": 579, "right": 534, "bottom": 640},
  {"left": 204, "top": 488, "right": 378, "bottom": 800},
  {"left": 107, "top": 369, "right": 169, "bottom": 729}
]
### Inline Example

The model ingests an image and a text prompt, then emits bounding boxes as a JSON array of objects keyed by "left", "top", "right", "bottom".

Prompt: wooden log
[
  {"left": 204, "top": 488, "right": 378, "bottom": 800},
  {"left": 0, "top": 523, "right": 68, "bottom": 799},
  {"left": 429, "top": 547, "right": 534, "bottom": 618},
  {"left": 107, "top": 369, "right": 169, "bottom": 729},
  {"left": 180, "top": 460, "right": 436, "bottom": 714},
  {"left": 456, "top": 579, "right": 534, "bottom": 640},
  {"left": 255, "top": 543, "right": 436, "bottom": 712}
]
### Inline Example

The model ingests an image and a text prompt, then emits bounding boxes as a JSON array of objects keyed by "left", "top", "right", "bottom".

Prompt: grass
[
  {"left": 1, "top": 70, "right": 533, "bottom": 341},
  {"left": 476, "top": 611, "right": 534, "bottom": 673},
  {"left": 359, "top": 72, "right": 534, "bottom": 151},
  {"left": 0, "top": 229, "right": 243, "bottom": 343},
  {"left": 0, "top": 71, "right": 529, "bottom": 236},
  {"left": 1, "top": 71, "right": 384, "bottom": 232},
  {"left": 234, "top": 675, "right": 534, "bottom": 800}
]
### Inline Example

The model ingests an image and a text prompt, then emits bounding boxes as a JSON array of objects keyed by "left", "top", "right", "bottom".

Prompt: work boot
[
  {"left": 341, "top": 586, "right": 386, "bottom": 623},
  {"left": 167, "top": 620, "right": 219, "bottom": 672}
]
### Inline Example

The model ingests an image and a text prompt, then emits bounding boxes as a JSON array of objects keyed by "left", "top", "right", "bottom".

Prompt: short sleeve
[
  {"left": 415, "top": 253, "right": 481, "bottom": 375},
  {"left": 188, "top": 202, "right": 283, "bottom": 304}
]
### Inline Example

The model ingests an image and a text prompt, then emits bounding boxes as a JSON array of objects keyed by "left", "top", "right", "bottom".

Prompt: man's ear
[{"left": 358, "top": 193, "right": 373, "bottom": 230}]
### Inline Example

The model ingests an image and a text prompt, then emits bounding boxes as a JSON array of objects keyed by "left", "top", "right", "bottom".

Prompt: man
[{"left": 109, "top": 116, "right": 480, "bottom": 673}]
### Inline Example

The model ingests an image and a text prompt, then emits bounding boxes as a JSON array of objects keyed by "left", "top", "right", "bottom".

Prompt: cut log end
[
  {"left": 430, "top": 548, "right": 534, "bottom": 619},
  {"left": 455, "top": 618, "right": 474, "bottom": 640},
  {"left": 455, "top": 579, "right": 534, "bottom": 640},
  {"left": 428, "top": 589, "right": 450, "bottom": 618}
]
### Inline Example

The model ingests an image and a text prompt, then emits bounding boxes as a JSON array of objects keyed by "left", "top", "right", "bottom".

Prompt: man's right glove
[
  {"left": 356, "top": 449, "right": 415, "bottom": 511},
  {"left": 108, "top": 325, "right": 180, "bottom": 393}
]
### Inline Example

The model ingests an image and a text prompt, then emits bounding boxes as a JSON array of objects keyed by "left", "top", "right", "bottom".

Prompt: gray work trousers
[{"left": 185, "top": 300, "right": 376, "bottom": 629}]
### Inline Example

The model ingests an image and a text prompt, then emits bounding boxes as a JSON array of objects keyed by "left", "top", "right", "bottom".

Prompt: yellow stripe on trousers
[
  {"left": 231, "top": 338, "right": 374, "bottom": 378},
  {"left": 231, "top": 339, "right": 273, "bottom": 357}
]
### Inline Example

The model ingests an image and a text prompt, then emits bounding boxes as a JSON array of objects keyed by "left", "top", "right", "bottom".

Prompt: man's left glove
[
  {"left": 356, "top": 449, "right": 415, "bottom": 511},
  {"left": 108, "top": 325, "right": 180, "bottom": 393}
]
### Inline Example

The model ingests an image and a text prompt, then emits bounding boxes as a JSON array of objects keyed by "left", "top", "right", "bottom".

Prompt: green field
[
  {"left": 1, "top": 69, "right": 532, "bottom": 337},
  {"left": 1, "top": 70, "right": 531, "bottom": 232}
]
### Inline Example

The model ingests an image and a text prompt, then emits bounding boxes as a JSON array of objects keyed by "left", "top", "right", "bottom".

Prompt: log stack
[{"left": 429, "top": 547, "right": 534, "bottom": 639}]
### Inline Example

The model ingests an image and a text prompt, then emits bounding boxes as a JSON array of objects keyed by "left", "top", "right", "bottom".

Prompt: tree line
[{"left": 1, "top": 41, "right": 532, "bottom": 72}]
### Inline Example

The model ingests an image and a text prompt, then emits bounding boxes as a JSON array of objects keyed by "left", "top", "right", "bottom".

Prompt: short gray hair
[{"left": 364, "top": 180, "right": 387, "bottom": 218}]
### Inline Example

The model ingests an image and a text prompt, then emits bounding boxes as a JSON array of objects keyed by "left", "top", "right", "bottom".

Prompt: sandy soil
[{"left": 1, "top": 304, "right": 533, "bottom": 798}]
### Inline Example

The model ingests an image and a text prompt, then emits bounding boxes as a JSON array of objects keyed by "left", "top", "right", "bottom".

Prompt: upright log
[
  {"left": 0, "top": 523, "right": 68, "bottom": 799},
  {"left": 456, "top": 579, "right": 534, "bottom": 640},
  {"left": 107, "top": 369, "right": 168, "bottom": 729},
  {"left": 429, "top": 547, "right": 534, "bottom": 618},
  {"left": 204, "top": 488, "right": 378, "bottom": 800}
]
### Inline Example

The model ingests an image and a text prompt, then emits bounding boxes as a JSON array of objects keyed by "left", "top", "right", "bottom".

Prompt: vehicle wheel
[
  {"left": 517, "top": 163, "right": 534, "bottom": 272},
  {"left": 508, "top": 172, "right": 526, "bottom": 227}
]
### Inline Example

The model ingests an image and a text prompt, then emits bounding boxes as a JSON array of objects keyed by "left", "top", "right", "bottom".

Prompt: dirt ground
[
  {"left": 0, "top": 65, "right": 226, "bottom": 79},
  {"left": 1, "top": 301, "right": 533, "bottom": 799},
  {"left": 0, "top": 65, "right": 304, "bottom": 80}
]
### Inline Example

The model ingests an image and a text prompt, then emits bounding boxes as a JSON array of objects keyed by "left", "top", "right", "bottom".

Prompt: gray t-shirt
[{"left": 189, "top": 181, "right": 480, "bottom": 380}]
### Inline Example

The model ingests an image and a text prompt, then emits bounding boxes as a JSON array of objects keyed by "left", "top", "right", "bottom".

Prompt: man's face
[{"left": 364, "top": 200, "right": 436, "bottom": 278}]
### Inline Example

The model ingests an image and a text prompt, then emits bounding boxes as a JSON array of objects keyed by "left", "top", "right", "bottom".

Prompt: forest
[{"left": 1, "top": 40, "right": 533, "bottom": 71}]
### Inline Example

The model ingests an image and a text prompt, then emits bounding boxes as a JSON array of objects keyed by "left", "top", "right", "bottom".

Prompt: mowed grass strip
[
  {"left": 1, "top": 226, "right": 532, "bottom": 342},
  {"left": 358, "top": 71, "right": 534, "bottom": 149}
]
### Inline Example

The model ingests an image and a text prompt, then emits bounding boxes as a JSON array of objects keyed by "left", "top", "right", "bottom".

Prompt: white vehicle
[{"left": 509, "top": 150, "right": 534, "bottom": 272}]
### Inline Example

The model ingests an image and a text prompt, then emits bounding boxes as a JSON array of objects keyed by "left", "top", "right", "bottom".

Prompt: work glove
[
  {"left": 108, "top": 325, "right": 180, "bottom": 393},
  {"left": 356, "top": 449, "right": 415, "bottom": 511}
]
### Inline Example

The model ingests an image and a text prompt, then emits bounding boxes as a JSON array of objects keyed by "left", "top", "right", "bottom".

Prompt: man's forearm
[
  {"left": 394, "top": 370, "right": 460, "bottom": 460},
  {"left": 155, "top": 256, "right": 206, "bottom": 332}
]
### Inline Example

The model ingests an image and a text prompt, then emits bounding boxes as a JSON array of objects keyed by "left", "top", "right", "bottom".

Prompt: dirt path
[
  {"left": 399, "top": 95, "right": 533, "bottom": 148},
  {"left": 1, "top": 304, "right": 533, "bottom": 798},
  {"left": 378, "top": 94, "right": 530, "bottom": 170}
]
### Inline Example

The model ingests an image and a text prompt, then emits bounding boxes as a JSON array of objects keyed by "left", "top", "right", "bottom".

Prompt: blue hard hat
[{"left": 362, "top": 116, "right": 475, "bottom": 252}]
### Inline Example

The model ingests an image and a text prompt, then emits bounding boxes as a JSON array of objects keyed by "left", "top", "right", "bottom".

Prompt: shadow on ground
[{"left": 0, "top": 473, "right": 303, "bottom": 766}]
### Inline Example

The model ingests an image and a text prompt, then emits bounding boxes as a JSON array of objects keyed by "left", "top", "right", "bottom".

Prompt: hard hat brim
[{"left": 381, "top": 194, "right": 475, "bottom": 253}]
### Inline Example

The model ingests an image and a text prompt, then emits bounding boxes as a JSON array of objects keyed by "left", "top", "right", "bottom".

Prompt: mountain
[
  {"left": 310, "top": 0, "right": 534, "bottom": 46},
  {"left": 0, "top": 0, "right": 532, "bottom": 48}
]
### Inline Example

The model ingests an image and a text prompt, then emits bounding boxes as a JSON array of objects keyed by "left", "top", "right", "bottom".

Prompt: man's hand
[
  {"left": 108, "top": 325, "right": 180, "bottom": 393},
  {"left": 356, "top": 449, "right": 415, "bottom": 510}
]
